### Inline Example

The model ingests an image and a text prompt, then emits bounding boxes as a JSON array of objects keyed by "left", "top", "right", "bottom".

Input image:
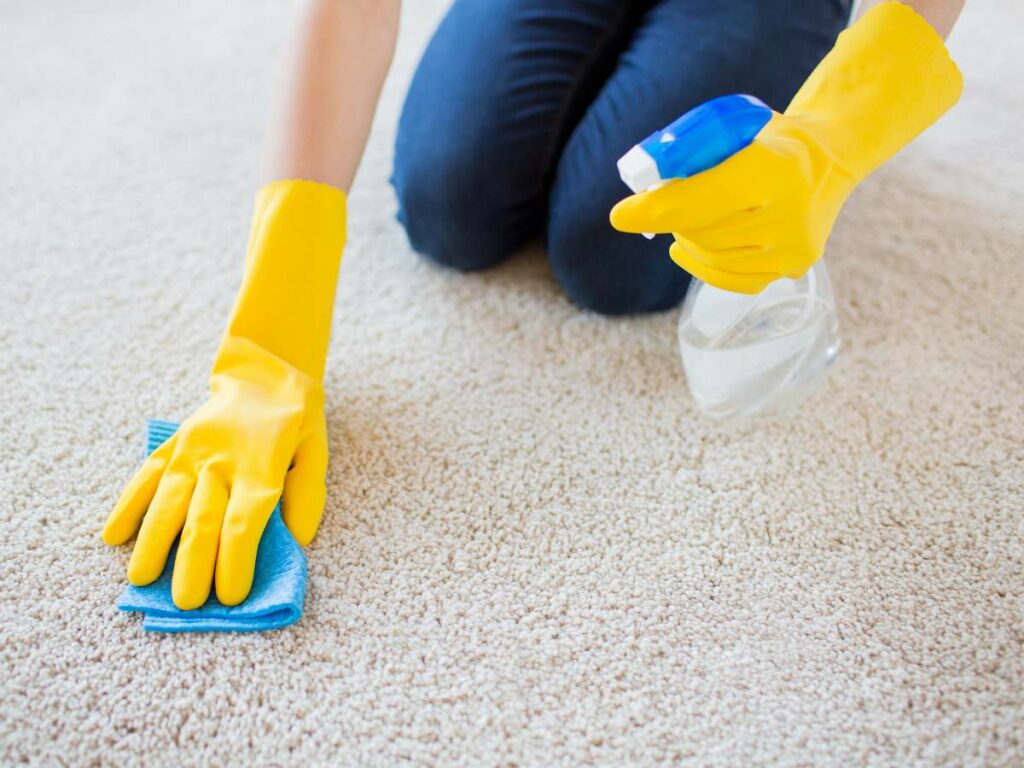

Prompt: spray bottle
[{"left": 617, "top": 94, "right": 839, "bottom": 419}]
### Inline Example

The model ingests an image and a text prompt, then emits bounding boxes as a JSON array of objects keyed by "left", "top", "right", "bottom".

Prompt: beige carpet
[{"left": 1, "top": 1, "right": 1022, "bottom": 765}]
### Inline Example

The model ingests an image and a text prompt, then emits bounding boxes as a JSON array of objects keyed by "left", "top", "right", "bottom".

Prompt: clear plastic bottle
[
  {"left": 617, "top": 94, "right": 841, "bottom": 418},
  {"left": 677, "top": 262, "right": 839, "bottom": 419}
]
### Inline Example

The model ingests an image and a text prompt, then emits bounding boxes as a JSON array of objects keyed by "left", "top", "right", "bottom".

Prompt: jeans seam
[{"left": 535, "top": 3, "right": 638, "bottom": 194}]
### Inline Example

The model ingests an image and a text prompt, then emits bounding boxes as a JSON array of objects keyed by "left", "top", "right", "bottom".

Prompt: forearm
[
  {"left": 856, "top": 0, "right": 964, "bottom": 38},
  {"left": 228, "top": 1, "right": 399, "bottom": 377},
  {"left": 264, "top": 0, "right": 400, "bottom": 191}
]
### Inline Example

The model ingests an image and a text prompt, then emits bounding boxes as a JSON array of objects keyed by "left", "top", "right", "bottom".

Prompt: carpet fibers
[{"left": 1, "top": 1, "right": 1022, "bottom": 765}]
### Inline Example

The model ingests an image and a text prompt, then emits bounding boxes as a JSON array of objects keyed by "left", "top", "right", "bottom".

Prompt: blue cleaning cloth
[{"left": 117, "top": 419, "right": 307, "bottom": 632}]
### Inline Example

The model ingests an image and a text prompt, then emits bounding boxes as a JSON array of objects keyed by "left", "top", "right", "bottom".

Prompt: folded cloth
[{"left": 117, "top": 419, "right": 307, "bottom": 633}]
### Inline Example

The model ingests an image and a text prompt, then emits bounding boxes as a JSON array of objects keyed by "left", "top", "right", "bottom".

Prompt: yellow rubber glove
[
  {"left": 610, "top": 2, "right": 962, "bottom": 294},
  {"left": 103, "top": 179, "right": 346, "bottom": 609}
]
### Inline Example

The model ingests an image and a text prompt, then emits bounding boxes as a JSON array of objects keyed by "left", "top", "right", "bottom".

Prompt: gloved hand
[
  {"left": 103, "top": 179, "right": 346, "bottom": 609},
  {"left": 610, "top": 2, "right": 962, "bottom": 294}
]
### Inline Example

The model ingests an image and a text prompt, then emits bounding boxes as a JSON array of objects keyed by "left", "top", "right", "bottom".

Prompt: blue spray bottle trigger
[{"left": 617, "top": 94, "right": 773, "bottom": 197}]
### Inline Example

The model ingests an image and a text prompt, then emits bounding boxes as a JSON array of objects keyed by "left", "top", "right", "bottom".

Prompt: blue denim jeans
[{"left": 392, "top": 0, "right": 852, "bottom": 315}]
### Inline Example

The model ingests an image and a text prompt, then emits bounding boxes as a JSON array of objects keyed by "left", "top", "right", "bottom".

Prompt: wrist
[
  {"left": 221, "top": 179, "right": 347, "bottom": 382},
  {"left": 784, "top": 1, "right": 962, "bottom": 182}
]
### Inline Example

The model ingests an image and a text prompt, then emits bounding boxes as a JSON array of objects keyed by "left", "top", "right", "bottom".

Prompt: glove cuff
[
  {"left": 784, "top": 1, "right": 963, "bottom": 181},
  {"left": 221, "top": 179, "right": 347, "bottom": 382}
]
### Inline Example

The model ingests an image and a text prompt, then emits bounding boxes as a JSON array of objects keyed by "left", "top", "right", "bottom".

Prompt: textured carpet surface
[{"left": 1, "top": 1, "right": 1022, "bottom": 765}]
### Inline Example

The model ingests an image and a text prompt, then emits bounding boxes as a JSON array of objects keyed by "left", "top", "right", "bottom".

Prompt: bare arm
[
  {"left": 856, "top": 0, "right": 964, "bottom": 37},
  {"left": 264, "top": 0, "right": 400, "bottom": 191}
]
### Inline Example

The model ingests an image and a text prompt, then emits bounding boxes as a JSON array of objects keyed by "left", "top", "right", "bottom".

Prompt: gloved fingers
[
  {"left": 282, "top": 421, "right": 329, "bottom": 547},
  {"left": 691, "top": 244, "right": 782, "bottom": 274},
  {"left": 669, "top": 239, "right": 776, "bottom": 295},
  {"left": 171, "top": 467, "right": 229, "bottom": 610},
  {"left": 102, "top": 434, "right": 177, "bottom": 545},
  {"left": 126, "top": 470, "right": 196, "bottom": 586},
  {"left": 610, "top": 155, "right": 763, "bottom": 235},
  {"left": 215, "top": 481, "right": 279, "bottom": 606},
  {"left": 682, "top": 213, "right": 769, "bottom": 254}
]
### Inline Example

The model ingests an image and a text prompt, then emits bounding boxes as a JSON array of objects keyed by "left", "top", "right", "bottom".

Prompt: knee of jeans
[
  {"left": 391, "top": 150, "right": 516, "bottom": 272},
  {"left": 547, "top": 201, "right": 690, "bottom": 316}
]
